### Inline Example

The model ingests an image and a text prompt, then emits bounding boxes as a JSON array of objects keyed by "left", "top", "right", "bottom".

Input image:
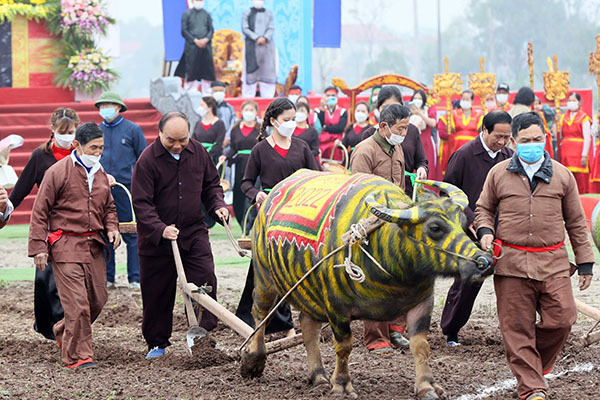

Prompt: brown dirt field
[{"left": 1, "top": 239, "right": 600, "bottom": 399}]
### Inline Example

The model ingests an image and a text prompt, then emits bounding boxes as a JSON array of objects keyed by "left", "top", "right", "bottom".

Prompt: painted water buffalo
[{"left": 241, "top": 169, "right": 493, "bottom": 399}]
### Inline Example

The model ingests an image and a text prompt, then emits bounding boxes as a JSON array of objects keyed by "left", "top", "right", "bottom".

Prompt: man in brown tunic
[
  {"left": 475, "top": 112, "right": 594, "bottom": 400},
  {"left": 29, "top": 122, "right": 120, "bottom": 369},
  {"left": 132, "top": 111, "right": 228, "bottom": 359},
  {"left": 350, "top": 103, "right": 414, "bottom": 353}
]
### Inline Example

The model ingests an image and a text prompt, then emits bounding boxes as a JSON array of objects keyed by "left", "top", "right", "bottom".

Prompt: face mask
[
  {"left": 485, "top": 101, "right": 496, "bottom": 110},
  {"left": 374, "top": 109, "right": 380, "bottom": 121},
  {"left": 100, "top": 107, "right": 117, "bottom": 121},
  {"left": 274, "top": 120, "right": 296, "bottom": 137},
  {"left": 288, "top": 94, "right": 299, "bottom": 104},
  {"left": 371, "top": 95, "right": 378, "bottom": 104},
  {"left": 496, "top": 93, "right": 508, "bottom": 104},
  {"left": 385, "top": 125, "right": 405, "bottom": 146},
  {"left": 516, "top": 142, "right": 545, "bottom": 163},
  {"left": 460, "top": 100, "right": 472, "bottom": 110},
  {"left": 252, "top": 0, "right": 264, "bottom": 9},
  {"left": 79, "top": 153, "right": 101, "bottom": 169},
  {"left": 193, "top": 0, "right": 204, "bottom": 9},
  {"left": 567, "top": 101, "right": 579, "bottom": 111},
  {"left": 295, "top": 112, "right": 308, "bottom": 123},
  {"left": 354, "top": 111, "right": 368, "bottom": 123},
  {"left": 197, "top": 106, "right": 208, "bottom": 118},
  {"left": 54, "top": 133, "right": 75, "bottom": 149},
  {"left": 212, "top": 91, "right": 225, "bottom": 104},
  {"left": 242, "top": 110, "right": 256, "bottom": 122},
  {"left": 326, "top": 97, "right": 338, "bottom": 107},
  {"left": 412, "top": 99, "right": 423, "bottom": 108}
]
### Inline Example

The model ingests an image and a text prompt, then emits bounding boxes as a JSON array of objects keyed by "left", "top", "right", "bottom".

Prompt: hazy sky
[{"left": 118, "top": 0, "right": 471, "bottom": 32}]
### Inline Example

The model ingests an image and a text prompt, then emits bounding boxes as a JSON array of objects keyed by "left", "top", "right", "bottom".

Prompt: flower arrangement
[
  {"left": 57, "top": 0, "right": 113, "bottom": 38},
  {"left": 56, "top": 46, "right": 117, "bottom": 93},
  {"left": 225, "top": 60, "right": 243, "bottom": 72},
  {"left": 0, "top": 0, "right": 55, "bottom": 23}
]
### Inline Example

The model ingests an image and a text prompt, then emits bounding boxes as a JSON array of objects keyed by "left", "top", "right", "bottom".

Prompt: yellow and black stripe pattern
[{"left": 251, "top": 170, "right": 484, "bottom": 341}]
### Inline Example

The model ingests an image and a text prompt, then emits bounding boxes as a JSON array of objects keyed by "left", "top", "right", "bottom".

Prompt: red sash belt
[
  {"left": 47, "top": 229, "right": 99, "bottom": 245},
  {"left": 496, "top": 239, "right": 564, "bottom": 253}
]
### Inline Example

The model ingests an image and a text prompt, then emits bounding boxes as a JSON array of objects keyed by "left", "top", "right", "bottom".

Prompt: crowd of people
[{"left": 0, "top": 77, "right": 596, "bottom": 400}]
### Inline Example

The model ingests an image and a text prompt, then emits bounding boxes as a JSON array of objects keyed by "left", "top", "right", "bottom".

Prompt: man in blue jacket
[{"left": 96, "top": 92, "right": 147, "bottom": 289}]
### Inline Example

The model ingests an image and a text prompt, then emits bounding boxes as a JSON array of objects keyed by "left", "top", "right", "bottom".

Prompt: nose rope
[{"left": 405, "top": 235, "right": 491, "bottom": 266}]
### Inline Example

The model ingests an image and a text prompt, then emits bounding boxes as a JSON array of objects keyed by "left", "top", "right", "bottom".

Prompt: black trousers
[
  {"left": 140, "top": 237, "right": 218, "bottom": 349},
  {"left": 235, "top": 262, "right": 293, "bottom": 335},
  {"left": 33, "top": 263, "right": 64, "bottom": 340},
  {"left": 440, "top": 277, "right": 483, "bottom": 341}
]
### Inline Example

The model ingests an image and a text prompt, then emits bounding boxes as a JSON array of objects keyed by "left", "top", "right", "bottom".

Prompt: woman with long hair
[
  {"left": 9, "top": 107, "right": 80, "bottom": 340},
  {"left": 410, "top": 90, "right": 441, "bottom": 181},
  {"left": 338, "top": 101, "right": 372, "bottom": 156},
  {"left": 293, "top": 101, "right": 320, "bottom": 158},
  {"left": 192, "top": 96, "right": 226, "bottom": 165},
  {"left": 218, "top": 100, "right": 260, "bottom": 231},
  {"left": 236, "top": 97, "right": 320, "bottom": 336}
]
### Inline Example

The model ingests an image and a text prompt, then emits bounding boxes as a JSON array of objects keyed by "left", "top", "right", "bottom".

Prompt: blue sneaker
[{"left": 146, "top": 346, "right": 165, "bottom": 359}]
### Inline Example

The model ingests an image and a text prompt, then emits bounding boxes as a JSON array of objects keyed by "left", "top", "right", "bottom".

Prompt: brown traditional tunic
[
  {"left": 349, "top": 130, "right": 406, "bottom": 350},
  {"left": 132, "top": 138, "right": 227, "bottom": 349},
  {"left": 28, "top": 154, "right": 118, "bottom": 365},
  {"left": 474, "top": 153, "right": 594, "bottom": 397}
]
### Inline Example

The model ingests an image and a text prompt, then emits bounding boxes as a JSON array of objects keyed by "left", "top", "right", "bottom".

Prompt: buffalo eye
[{"left": 427, "top": 222, "right": 446, "bottom": 240}]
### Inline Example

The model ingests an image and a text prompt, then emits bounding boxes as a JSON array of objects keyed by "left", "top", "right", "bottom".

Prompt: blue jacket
[{"left": 99, "top": 116, "right": 147, "bottom": 185}]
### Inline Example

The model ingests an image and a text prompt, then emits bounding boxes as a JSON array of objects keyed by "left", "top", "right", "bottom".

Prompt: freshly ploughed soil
[{"left": 1, "top": 238, "right": 600, "bottom": 399}]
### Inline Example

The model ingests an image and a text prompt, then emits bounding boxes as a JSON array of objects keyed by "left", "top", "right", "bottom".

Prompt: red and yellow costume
[
  {"left": 560, "top": 110, "right": 592, "bottom": 193},
  {"left": 537, "top": 111, "right": 554, "bottom": 159},
  {"left": 437, "top": 109, "right": 483, "bottom": 174}
]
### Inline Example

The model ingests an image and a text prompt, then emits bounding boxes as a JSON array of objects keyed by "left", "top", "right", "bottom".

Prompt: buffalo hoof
[
  {"left": 309, "top": 368, "right": 329, "bottom": 386},
  {"left": 416, "top": 386, "right": 446, "bottom": 400},
  {"left": 331, "top": 380, "right": 357, "bottom": 399},
  {"left": 240, "top": 350, "right": 266, "bottom": 379}
]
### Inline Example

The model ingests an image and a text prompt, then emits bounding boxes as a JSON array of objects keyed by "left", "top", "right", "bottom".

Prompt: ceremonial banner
[
  {"left": 161, "top": 0, "right": 313, "bottom": 90},
  {"left": 266, "top": 172, "right": 370, "bottom": 252},
  {"left": 313, "top": 0, "right": 341, "bottom": 48}
]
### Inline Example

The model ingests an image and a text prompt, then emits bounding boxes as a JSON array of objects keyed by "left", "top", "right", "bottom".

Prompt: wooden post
[{"left": 527, "top": 42, "right": 534, "bottom": 89}]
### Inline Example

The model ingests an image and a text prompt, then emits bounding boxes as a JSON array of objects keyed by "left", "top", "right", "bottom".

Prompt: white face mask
[
  {"left": 242, "top": 110, "right": 257, "bottom": 122},
  {"left": 485, "top": 101, "right": 496, "bottom": 110},
  {"left": 412, "top": 98, "right": 423, "bottom": 108},
  {"left": 288, "top": 94, "right": 299, "bottom": 104},
  {"left": 460, "top": 100, "right": 472, "bottom": 110},
  {"left": 212, "top": 91, "right": 225, "bottom": 104},
  {"left": 371, "top": 95, "right": 378, "bottom": 104},
  {"left": 354, "top": 111, "right": 368, "bottom": 123},
  {"left": 384, "top": 125, "right": 405, "bottom": 146},
  {"left": 374, "top": 109, "right": 380, "bottom": 120},
  {"left": 567, "top": 101, "right": 579, "bottom": 111},
  {"left": 274, "top": 120, "right": 296, "bottom": 137},
  {"left": 80, "top": 153, "right": 101, "bottom": 169},
  {"left": 193, "top": 0, "right": 204, "bottom": 9},
  {"left": 295, "top": 112, "right": 308, "bottom": 123},
  {"left": 197, "top": 106, "right": 208, "bottom": 118},
  {"left": 252, "top": 0, "right": 264, "bottom": 9},
  {"left": 496, "top": 93, "right": 508, "bottom": 104},
  {"left": 54, "top": 133, "right": 75, "bottom": 149}
]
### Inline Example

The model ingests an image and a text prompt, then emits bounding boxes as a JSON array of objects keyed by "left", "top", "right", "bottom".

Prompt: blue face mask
[
  {"left": 100, "top": 107, "right": 117, "bottom": 122},
  {"left": 516, "top": 142, "right": 545, "bottom": 163},
  {"left": 326, "top": 97, "right": 338, "bottom": 107}
]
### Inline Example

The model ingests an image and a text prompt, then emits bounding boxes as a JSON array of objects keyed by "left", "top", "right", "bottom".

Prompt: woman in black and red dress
[
  {"left": 218, "top": 100, "right": 260, "bottom": 231},
  {"left": 236, "top": 98, "right": 320, "bottom": 336},
  {"left": 338, "top": 101, "right": 371, "bottom": 157},
  {"left": 192, "top": 96, "right": 226, "bottom": 165},
  {"left": 9, "top": 108, "right": 80, "bottom": 341},
  {"left": 292, "top": 101, "right": 320, "bottom": 158}
]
